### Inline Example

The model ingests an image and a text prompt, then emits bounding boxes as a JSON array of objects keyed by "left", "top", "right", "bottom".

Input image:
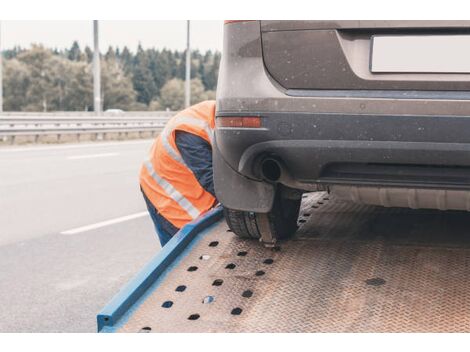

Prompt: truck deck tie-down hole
[
  {"left": 209, "top": 241, "right": 219, "bottom": 247},
  {"left": 263, "top": 258, "right": 274, "bottom": 265},
  {"left": 188, "top": 314, "right": 200, "bottom": 320},
  {"left": 255, "top": 270, "right": 265, "bottom": 276},
  {"left": 175, "top": 285, "right": 187, "bottom": 292},
  {"left": 187, "top": 266, "right": 198, "bottom": 272},
  {"left": 161, "top": 301, "right": 173, "bottom": 308},
  {"left": 242, "top": 290, "right": 253, "bottom": 298},
  {"left": 139, "top": 326, "right": 152, "bottom": 332},
  {"left": 237, "top": 251, "right": 248, "bottom": 257},
  {"left": 225, "top": 263, "right": 236, "bottom": 269},
  {"left": 231, "top": 307, "right": 243, "bottom": 315},
  {"left": 212, "top": 279, "right": 223, "bottom": 286}
]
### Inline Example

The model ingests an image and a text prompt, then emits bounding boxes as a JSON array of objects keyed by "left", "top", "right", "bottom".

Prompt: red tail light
[{"left": 216, "top": 117, "right": 262, "bottom": 128}]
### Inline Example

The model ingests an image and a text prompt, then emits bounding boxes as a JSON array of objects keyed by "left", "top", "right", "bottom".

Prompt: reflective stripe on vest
[
  {"left": 159, "top": 115, "right": 214, "bottom": 168},
  {"left": 143, "top": 160, "right": 201, "bottom": 220}
]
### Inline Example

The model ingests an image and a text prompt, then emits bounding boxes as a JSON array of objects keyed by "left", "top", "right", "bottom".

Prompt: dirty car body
[{"left": 214, "top": 21, "right": 470, "bottom": 239}]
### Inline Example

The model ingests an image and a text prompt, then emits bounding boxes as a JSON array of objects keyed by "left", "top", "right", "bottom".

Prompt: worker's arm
[{"left": 175, "top": 131, "right": 216, "bottom": 198}]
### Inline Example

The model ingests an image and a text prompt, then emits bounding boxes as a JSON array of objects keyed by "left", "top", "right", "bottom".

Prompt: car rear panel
[
  {"left": 215, "top": 21, "right": 470, "bottom": 211},
  {"left": 261, "top": 20, "right": 470, "bottom": 91}
]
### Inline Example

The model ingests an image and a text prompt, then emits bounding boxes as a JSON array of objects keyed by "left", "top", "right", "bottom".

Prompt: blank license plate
[{"left": 371, "top": 35, "right": 470, "bottom": 73}]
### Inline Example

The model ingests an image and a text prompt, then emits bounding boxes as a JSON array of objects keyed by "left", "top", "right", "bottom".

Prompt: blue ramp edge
[{"left": 97, "top": 206, "right": 224, "bottom": 332}]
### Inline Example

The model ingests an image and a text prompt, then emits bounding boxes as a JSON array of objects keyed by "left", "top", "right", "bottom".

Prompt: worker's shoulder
[{"left": 176, "top": 100, "right": 216, "bottom": 121}]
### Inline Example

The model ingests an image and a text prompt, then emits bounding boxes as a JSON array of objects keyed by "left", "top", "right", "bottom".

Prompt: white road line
[
  {"left": 61, "top": 211, "right": 148, "bottom": 235},
  {"left": 0, "top": 139, "right": 153, "bottom": 153},
  {"left": 66, "top": 152, "right": 119, "bottom": 160}
]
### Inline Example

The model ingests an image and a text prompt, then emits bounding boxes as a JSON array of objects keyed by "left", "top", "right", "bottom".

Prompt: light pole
[
  {"left": 93, "top": 20, "right": 101, "bottom": 115},
  {"left": 185, "top": 20, "right": 191, "bottom": 108}
]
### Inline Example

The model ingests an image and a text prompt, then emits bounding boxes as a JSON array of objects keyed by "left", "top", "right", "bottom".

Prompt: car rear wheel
[{"left": 223, "top": 191, "right": 301, "bottom": 241}]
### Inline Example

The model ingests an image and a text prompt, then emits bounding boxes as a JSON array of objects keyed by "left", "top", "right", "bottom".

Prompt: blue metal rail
[{"left": 97, "top": 206, "right": 223, "bottom": 332}]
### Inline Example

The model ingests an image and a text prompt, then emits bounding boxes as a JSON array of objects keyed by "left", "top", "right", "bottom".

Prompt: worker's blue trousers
[{"left": 141, "top": 190, "right": 176, "bottom": 247}]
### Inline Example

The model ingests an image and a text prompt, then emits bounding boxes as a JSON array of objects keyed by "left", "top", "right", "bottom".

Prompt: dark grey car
[{"left": 214, "top": 20, "right": 470, "bottom": 242}]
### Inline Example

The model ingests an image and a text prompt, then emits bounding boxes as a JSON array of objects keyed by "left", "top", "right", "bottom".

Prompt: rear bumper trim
[{"left": 238, "top": 139, "right": 470, "bottom": 190}]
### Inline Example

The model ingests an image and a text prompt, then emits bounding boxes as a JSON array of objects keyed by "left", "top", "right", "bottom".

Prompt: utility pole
[
  {"left": 0, "top": 21, "right": 3, "bottom": 114},
  {"left": 185, "top": 20, "right": 191, "bottom": 108},
  {"left": 93, "top": 20, "right": 101, "bottom": 115}
]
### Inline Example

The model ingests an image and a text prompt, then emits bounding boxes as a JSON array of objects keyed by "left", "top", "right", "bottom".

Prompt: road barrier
[{"left": 0, "top": 112, "right": 173, "bottom": 144}]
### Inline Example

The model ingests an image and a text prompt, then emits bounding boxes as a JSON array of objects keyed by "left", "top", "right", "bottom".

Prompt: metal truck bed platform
[{"left": 98, "top": 192, "right": 470, "bottom": 333}]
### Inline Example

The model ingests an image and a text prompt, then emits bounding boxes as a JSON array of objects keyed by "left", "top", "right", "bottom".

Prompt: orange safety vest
[{"left": 139, "top": 100, "right": 217, "bottom": 229}]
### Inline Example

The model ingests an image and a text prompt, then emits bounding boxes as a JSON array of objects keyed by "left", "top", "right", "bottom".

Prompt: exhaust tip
[{"left": 261, "top": 158, "right": 282, "bottom": 182}]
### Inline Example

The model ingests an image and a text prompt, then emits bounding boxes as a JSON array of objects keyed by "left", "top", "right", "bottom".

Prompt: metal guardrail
[
  {"left": 0, "top": 111, "right": 175, "bottom": 117},
  {"left": 0, "top": 117, "right": 171, "bottom": 125},
  {"left": 0, "top": 112, "right": 173, "bottom": 143}
]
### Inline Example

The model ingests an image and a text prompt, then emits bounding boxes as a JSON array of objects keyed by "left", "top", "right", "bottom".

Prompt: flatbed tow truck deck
[{"left": 98, "top": 192, "right": 470, "bottom": 333}]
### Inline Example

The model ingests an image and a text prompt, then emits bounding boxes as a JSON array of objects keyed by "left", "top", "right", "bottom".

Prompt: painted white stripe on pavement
[
  {"left": 67, "top": 152, "right": 119, "bottom": 160},
  {"left": 0, "top": 139, "right": 152, "bottom": 153},
  {"left": 61, "top": 211, "right": 148, "bottom": 235}
]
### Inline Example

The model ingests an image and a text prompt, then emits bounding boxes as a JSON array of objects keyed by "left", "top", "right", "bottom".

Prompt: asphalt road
[{"left": 0, "top": 140, "right": 161, "bottom": 332}]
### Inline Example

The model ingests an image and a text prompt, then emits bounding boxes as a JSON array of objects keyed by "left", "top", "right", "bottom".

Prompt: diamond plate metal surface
[{"left": 118, "top": 193, "right": 470, "bottom": 333}]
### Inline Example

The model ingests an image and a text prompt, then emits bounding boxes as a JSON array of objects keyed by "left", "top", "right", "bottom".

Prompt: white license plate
[{"left": 371, "top": 35, "right": 470, "bottom": 73}]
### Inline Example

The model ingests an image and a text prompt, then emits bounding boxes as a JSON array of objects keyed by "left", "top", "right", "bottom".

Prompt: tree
[
  {"left": 101, "top": 57, "right": 137, "bottom": 110},
  {"left": 67, "top": 41, "right": 82, "bottom": 61},
  {"left": 2, "top": 43, "right": 221, "bottom": 112},
  {"left": 119, "top": 46, "right": 133, "bottom": 74},
  {"left": 190, "top": 77, "right": 210, "bottom": 103},
  {"left": 84, "top": 46, "right": 93, "bottom": 63},
  {"left": 60, "top": 61, "right": 93, "bottom": 111},
  {"left": 105, "top": 46, "right": 116, "bottom": 61},
  {"left": 159, "top": 78, "right": 213, "bottom": 111},
  {"left": 3, "top": 59, "right": 30, "bottom": 111},
  {"left": 6, "top": 45, "right": 93, "bottom": 111},
  {"left": 16, "top": 45, "right": 61, "bottom": 111},
  {"left": 148, "top": 99, "right": 163, "bottom": 111},
  {"left": 158, "top": 78, "right": 184, "bottom": 111},
  {"left": 202, "top": 51, "right": 220, "bottom": 91},
  {"left": 132, "top": 45, "right": 157, "bottom": 105},
  {"left": 148, "top": 50, "right": 169, "bottom": 96}
]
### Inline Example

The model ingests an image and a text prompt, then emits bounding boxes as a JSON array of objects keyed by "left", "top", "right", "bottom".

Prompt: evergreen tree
[
  {"left": 84, "top": 46, "right": 94, "bottom": 63},
  {"left": 105, "top": 46, "right": 116, "bottom": 61},
  {"left": 68, "top": 41, "right": 82, "bottom": 61},
  {"left": 132, "top": 45, "right": 157, "bottom": 105},
  {"left": 119, "top": 46, "right": 133, "bottom": 74}
]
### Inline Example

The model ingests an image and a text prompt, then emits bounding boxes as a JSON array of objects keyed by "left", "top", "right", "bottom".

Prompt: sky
[{"left": 1, "top": 21, "right": 223, "bottom": 52}]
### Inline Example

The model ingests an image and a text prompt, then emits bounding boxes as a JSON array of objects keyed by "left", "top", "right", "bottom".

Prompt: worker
[{"left": 139, "top": 100, "right": 217, "bottom": 246}]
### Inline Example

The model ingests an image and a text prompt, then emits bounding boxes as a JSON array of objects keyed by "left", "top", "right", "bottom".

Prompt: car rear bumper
[{"left": 216, "top": 111, "right": 470, "bottom": 193}]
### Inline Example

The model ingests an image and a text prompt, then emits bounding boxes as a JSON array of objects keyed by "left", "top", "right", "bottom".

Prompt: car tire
[{"left": 223, "top": 192, "right": 301, "bottom": 241}]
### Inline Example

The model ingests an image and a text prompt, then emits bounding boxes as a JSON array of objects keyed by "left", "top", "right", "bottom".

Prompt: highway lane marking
[
  {"left": 0, "top": 139, "right": 153, "bottom": 153},
  {"left": 66, "top": 152, "right": 119, "bottom": 160},
  {"left": 61, "top": 211, "right": 148, "bottom": 235}
]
